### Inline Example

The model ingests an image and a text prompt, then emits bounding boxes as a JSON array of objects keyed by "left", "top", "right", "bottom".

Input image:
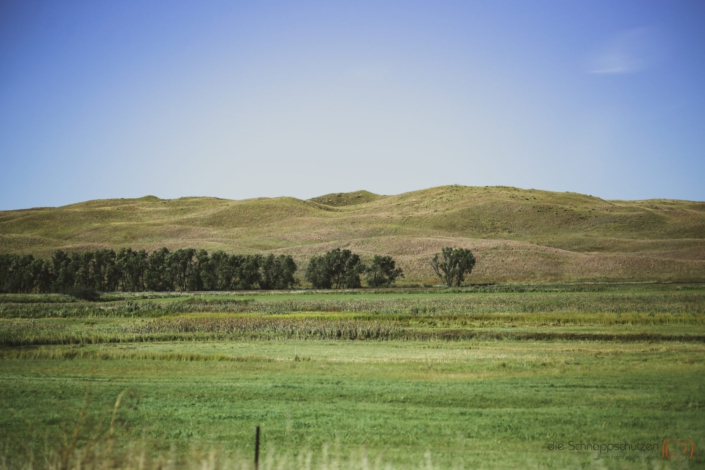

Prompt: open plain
[{"left": 1, "top": 285, "right": 704, "bottom": 469}]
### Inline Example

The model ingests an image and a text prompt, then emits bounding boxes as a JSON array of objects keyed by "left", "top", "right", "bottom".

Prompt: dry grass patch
[{"left": 1, "top": 185, "right": 703, "bottom": 282}]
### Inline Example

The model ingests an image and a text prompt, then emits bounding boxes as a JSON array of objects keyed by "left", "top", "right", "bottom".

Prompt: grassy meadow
[
  {"left": 1, "top": 284, "right": 704, "bottom": 469},
  {"left": 1, "top": 185, "right": 704, "bottom": 283}
]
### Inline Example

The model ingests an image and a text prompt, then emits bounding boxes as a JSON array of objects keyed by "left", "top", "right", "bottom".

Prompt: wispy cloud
[{"left": 588, "top": 27, "right": 662, "bottom": 75}]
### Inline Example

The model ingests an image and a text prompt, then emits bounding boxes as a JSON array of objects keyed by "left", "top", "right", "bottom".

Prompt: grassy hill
[{"left": 1, "top": 185, "right": 704, "bottom": 283}]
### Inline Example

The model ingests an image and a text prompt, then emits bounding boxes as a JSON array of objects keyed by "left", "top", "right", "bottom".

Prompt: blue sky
[{"left": 1, "top": 0, "right": 704, "bottom": 210}]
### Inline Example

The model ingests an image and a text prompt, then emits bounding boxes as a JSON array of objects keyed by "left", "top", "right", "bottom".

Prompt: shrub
[{"left": 67, "top": 287, "right": 101, "bottom": 302}]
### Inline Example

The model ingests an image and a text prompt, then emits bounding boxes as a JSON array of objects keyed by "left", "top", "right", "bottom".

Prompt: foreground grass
[
  {"left": 1, "top": 287, "right": 703, "bottom": 468},
  {"left": 1, "top": 341, "right": 703, "bottom": 469}
]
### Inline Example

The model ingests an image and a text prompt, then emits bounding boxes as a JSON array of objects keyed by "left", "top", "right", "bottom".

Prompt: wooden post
[{"left": 254, "top": 426, "right": 260, "bottom": 470}]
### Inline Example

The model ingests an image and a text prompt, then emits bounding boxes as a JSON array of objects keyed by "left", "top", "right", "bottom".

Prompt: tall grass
[
  {"left": 0, "top": 318, "right": 401, "bottom": 345},
  {"left": 0, "top": 348, "right": 274, "bottom": 362},
  {"left": 2, "top": 291, "right": 704, "bottom": 318},
  {"left": 2, "top": 316, "right": 704, "bottom": 346},
  {"left": 126, "top": 316, "right": 398, "bottom": 340},
  {"left": 1, "top": 443, "right": 675, "bottom": 470}
]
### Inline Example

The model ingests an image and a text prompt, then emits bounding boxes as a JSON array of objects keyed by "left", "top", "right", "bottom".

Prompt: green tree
[
  {"left": 210, "top": 251, "right": 240, "bottom": 290},
  {"left": 236, "top": 255, "right": 262, "bottom": 290},
  {"left": 187, "top": 249, "right": 210, "bottom": 291},
  {"left": 2, "top": 254, "right": 37, "bottom": 293},
  {"left": 259, "top": 254, "right": 298, "bottom": 289},
  {"left": 304, "top": 256, "right": 331, "bottom": 289},
  {"left": 430, "top": 247, "right": 476, "bottom": 287},
  {"left": 366, "top": 255, "right": 404, "bottom": 287},
  {"left": 198, "top": 250, "right": 218, "bottom": 290},
  {"left": 116, "top": 248, "right": 147, "bottom": 292},
  {"left": 0, "top": 255, "right": 12, "bottom": 293},
  {"left": 305, "top": 249, "right": 366, "bottom": 289},
  {"left": 31, "top": 258, "right": 53, "bottom": 293},
  {"left": 75, "top": 251, "right": 94, "bottom": 289},
  {"left": 51, "top": 250, "right": 74, "bottom": 292},
  {"left": 145, "top": 248, "right": 172, "bottom": 291},
  {"left": 168, "top": 248, "right": 196, "bottom": 291}
]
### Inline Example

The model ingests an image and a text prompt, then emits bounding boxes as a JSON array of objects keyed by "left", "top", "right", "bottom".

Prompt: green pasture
[
  {"left": 1, "top": 286, "right": 704, "bottom": 469},
  {"left": 2, "top": 341, "right": 703, "bottom": 469}
]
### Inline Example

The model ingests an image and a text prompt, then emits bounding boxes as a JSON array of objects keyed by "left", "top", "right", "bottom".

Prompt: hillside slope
[{"left": 1, "top": 186, "right": 704, "bottom": 283}]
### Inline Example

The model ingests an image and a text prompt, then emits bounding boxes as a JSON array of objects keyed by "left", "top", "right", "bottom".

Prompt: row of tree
[
  {"left": 0, "top": 246, "right": 475, "bottom": 294},
  {"left": 0, "top": 248, "right": 297, "bottom": 293}
]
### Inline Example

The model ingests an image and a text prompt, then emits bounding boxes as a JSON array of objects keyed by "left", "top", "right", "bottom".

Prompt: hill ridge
[{"left": 1, "top": 185, "right": 704, "bottom": 283}]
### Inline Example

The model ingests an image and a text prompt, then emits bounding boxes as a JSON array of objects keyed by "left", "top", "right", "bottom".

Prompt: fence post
[{"left": 254, "top": 425, "right": 260, "bottom": 470}]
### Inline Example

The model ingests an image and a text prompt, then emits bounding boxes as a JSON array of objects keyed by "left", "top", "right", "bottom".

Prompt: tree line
[
  {"left": 0, "top": 246, "right": 475, "bottom": 294},
  {"left": 0, "top": 248, "right": 297, "bottom": 293}
]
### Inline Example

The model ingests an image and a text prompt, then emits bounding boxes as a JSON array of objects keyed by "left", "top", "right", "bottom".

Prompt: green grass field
[{"left": 1, "top": 285, "right": 704, "bottom": 469}]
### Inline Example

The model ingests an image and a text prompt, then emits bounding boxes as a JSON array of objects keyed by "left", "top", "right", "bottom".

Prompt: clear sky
[{"left": 1, "top": 0, "right": 704, "bottom": 210}]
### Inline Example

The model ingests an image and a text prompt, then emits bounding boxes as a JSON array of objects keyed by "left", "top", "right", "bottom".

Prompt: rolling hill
[{"left": 1, "top": 185, "right": 704, "bottom": 283}]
